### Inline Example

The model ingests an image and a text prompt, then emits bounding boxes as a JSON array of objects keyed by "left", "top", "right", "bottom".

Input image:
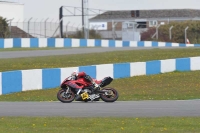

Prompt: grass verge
[
  {"left": 0, "top": 48, "right": 200, "bottom": 72},
  {"left": 0, "top": 117, "right": 200, "bottom": 133},
  {"left": 0, "top": 71, "right": 200, "bottom": 101}
]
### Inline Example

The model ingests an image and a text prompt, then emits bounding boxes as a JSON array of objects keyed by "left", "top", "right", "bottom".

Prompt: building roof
[{"left": 90, "top": 9, "right": 200, "bottom": 20}]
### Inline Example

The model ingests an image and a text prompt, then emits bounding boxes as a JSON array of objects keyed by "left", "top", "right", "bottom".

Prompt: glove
[{"left": 71, "top": 75, "right": 76, "bottom": 80}]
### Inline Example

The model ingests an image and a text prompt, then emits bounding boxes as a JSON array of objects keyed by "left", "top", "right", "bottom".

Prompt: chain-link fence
[
  {"left": 0, "top": 18, "right": 81, "bottom": 38},
  {"left": 1, "top": 18, "right": 123, "bottom": 39},
  {"left": 2, "top": 17, "right": 200, "bottom": 43},
  {"left": 8, "top": 20, "right": 60, "bottom": 38},
  {"left": 140, "top": 20, "right": 200, "bottom": 44},
  {"left": 0, "top": 19, "right": 118, "bottom": 39},
  {"left": 1, "top": 17, "right": 145, "bottom": 40}
]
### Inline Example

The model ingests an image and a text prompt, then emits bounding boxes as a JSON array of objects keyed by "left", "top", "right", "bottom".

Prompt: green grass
[
  {"left": 0, "top": 48, "right": 200, "bottom": 101},
  {"left": 1, "top": 48, "right": 200, "bottom": 131},
  {"left": 0, "top": 117, "right": 200, "bottom": 133},
  {"left": 0, "top": 48, "right": 200, "bottom": 72},
  {"left": 1, "top": 71, "right": 200, "bottom": 101}
]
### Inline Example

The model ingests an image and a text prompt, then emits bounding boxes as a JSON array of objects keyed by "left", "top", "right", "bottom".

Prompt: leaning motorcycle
[{"left": 57, "top": 76, "right": 119, "bottom": 103}]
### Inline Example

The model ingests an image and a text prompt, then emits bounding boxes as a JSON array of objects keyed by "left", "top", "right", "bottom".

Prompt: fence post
[
  {"left": 40, "top": 19, "right": 44, "bottom": 38},
  {"left": 16, "top": 19, "right": 20, "bottom": 37},
  {"left": 7, "top": 18, "right": 14, "bottom": 38},
  {"left": 50, "top": 19, "right": 54, "bottom": 36},
  {"left": 185, "top": 26, "right": 189, "bottom": 44},
  {"left": 52, "top": 18, "right": 63, "bottom": 38},
  {"left": 22, "top": 18, "right": 27, "bottom": 38},
  {"left": 55, "top": 19, "right": 59, "bottom": 36},
  {"left": 112, "top": 20, "right": 114, "bottom": 40},
  {"left": 96, "top": 26, "right": 100, "bottom": 34},
  {"left": 66, "top": 21, "right": 70, "bottom": 38},
  {"left": 112, "top": 20, "right": 118, "bottom": 40},
  {"left": 9, "top": 21, "right": 11, "bottom": 38},
  {"left": 156, "top": 24, "right": 161, "bottom": 40},
  {"left": 34, "top": 18, "right": 38, "bottom": 37},
  {"left": 72, "top": 23, "right": 76, "bottom": 36},
  {"left": 44, "top": 18, "right": 49, "bottom": 38},
  {"left": 27, "top": 17, "right": 33, "bottom": 38},
  {"left": 169, "top": 26, "right": 174, "bottom": 40}
]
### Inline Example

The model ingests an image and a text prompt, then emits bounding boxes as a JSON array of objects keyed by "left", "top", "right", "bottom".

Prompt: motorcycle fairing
[
  {"left": 65, "top": 81, "right": 83, "bottom": 89},
  {"left": 61, "top": 76, "right": 112, "bottom": 92}
]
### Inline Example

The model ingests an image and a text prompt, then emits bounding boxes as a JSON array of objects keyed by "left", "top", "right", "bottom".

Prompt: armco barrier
[
  {"left": 0, "top": 56, "right": 200, "bottom": 95},
  {"left": 1, "top": 38, "right": 200, "bottom": 48}
]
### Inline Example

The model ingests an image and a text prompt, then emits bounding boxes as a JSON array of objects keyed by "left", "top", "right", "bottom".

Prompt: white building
[{"left": 89, "top": 9, "right": 200, "bottom": 40}]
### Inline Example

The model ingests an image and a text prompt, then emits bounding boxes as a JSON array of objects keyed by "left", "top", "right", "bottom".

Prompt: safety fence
[
  {"left": 1, "top": 38, "right": 200, "bottom": 48},
  {"left": 0, "top": 56, "right": 200, "bottom": 95}
]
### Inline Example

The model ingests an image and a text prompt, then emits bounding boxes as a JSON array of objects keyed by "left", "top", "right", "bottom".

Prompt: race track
[
  {"left": 0, "top": 47, "right": 200, "bottom": 117},
  {"left": 0, "top": 47, "right": 186, "bottom": 59},
  {"left": 0, "top": 100, "right": 200, "bottom": 117}
]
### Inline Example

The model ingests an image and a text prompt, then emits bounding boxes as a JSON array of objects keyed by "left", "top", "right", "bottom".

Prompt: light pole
[{"left": 82, "top": 0, "right": 84, "bottom": 35}]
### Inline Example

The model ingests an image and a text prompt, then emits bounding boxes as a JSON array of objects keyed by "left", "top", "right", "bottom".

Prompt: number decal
[{"left": 81, "top": 92, "right": 89, "bottom": 100}]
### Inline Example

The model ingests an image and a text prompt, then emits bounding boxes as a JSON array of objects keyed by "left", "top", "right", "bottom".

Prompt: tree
[{"left": 0, "top": 17, "right": 9, "bottom": 38}]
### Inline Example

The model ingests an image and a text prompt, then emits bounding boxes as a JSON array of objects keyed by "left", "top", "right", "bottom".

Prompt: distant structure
[
  {"left": 0, "top": 1, "right": 27, "bottom": 38},
  {"left": 89, "top": 9, "right": 200, "bottom": 40}
]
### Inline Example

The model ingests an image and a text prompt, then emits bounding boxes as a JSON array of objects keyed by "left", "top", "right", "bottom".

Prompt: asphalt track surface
[
  {"left": 0, "top": 100, "right": 200, "bottom": 117},
  {"left": 0, "top": 47, "right": 187, "bottom": 59},
  {"left": 0, "top": 47, "right": 200, "bottom": 117}
]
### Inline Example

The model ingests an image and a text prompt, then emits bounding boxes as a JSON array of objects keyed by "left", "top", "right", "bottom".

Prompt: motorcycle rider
[{"left": 71, "top": 70, "right": 100, "bottom": 93}]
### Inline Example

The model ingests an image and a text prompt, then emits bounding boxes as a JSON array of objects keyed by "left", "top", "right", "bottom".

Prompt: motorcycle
[{"left": 57, "top": 75, "right": 119, "bottom": 103}]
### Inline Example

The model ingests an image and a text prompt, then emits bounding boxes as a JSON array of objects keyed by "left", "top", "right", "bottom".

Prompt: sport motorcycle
[{"left": 57, "top": 75, "right": 119, "bottom": 103}]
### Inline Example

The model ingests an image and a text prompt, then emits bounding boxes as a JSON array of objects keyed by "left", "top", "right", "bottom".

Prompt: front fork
[{"left": 61, "top": 86, "right": 70, "bottom": 96}]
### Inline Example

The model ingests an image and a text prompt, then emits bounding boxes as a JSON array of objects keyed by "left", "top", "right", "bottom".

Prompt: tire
[
  {"left": 100, "top": 87, "right": 119, "bottom": 102},
  {"left": 57, "top": 89, "right": 75, "bottom": 103}
]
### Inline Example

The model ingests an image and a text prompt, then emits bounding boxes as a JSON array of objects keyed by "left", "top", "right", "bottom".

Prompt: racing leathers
[{"left": 72, "top": 72, "right": 100, "bottom": 92}]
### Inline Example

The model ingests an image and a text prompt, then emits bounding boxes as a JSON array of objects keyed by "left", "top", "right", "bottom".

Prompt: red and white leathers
[{"left": 71, "top": 71, "right": 100, "bottom": 90}]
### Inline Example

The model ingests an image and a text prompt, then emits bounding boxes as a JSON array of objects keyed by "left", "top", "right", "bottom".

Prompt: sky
[{"left": 5, "top": 0, "right": 200, "bottom": 26}]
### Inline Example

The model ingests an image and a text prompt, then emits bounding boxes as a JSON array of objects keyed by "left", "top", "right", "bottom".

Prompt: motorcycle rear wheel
[
  {"left": 100, "top": 87, "right": 119, "bottom": 102},
  {"left": 57, "top": 89, "right": 75, "bottom": 103}
]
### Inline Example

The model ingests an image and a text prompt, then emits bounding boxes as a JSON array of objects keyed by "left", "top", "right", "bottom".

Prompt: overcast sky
[{"left": 8, "top": 0, "right": 200, "bottom": 25}]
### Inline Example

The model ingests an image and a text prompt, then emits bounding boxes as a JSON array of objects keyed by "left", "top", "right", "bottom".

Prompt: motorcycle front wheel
[
  {"left": 57, "top": 89, "right": 75, "bottom": 103},
  {"left": 100, "top": 87, "right": 119, "bottom": 102}
]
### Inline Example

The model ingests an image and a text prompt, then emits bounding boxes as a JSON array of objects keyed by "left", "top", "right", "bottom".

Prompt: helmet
[{"left": 71, "top": 70, "right": 78, "bottom": 80}]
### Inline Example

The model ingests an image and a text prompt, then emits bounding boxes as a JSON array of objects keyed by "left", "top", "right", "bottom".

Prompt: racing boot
[
  {"left": 93, "top": 82, "right": 100, "bottom": 93},
  {"left": 84, "top": 75, "right": 100, "bottom": 93}
]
